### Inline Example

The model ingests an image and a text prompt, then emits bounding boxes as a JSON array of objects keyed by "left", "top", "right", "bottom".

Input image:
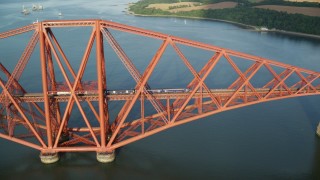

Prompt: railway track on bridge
[{"left": 0, "top": 88, "right": 308, "bottom": 102}]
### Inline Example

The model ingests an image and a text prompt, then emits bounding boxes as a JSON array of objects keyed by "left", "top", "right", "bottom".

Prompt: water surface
[{"left": 0, "top": 0, "right": 320, "bottom": 179}]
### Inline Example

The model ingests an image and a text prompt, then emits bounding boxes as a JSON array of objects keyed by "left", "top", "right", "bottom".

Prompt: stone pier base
[
  {"left": 317, "top": 122, "right": 320, "bottom": 137},
  {"left": 40, "top": 152, "right": 59, "bottom": 164},
  {"left": 96, "top": 151, "right": 115, "bottom": 163}
]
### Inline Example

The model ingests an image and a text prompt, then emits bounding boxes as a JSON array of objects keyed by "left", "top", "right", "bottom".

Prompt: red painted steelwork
[{"left": 0, "top": 19, "right": 320, "bottom": 156}]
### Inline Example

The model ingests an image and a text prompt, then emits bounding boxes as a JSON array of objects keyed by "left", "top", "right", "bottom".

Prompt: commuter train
[
  {"left": 47, "top": 91, "right": 93, "bottom": 96},
  {"left": 104, "top": 88, "right": 275, "bottom": 95},
  {"left": 105, "top": 88, "right": 190, "bottom": 95},
  {"left": 23, "top": 89, "right": 191, "bottom": 96}
]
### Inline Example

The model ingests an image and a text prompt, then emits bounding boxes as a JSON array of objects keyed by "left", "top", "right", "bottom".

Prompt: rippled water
[{"left": 1, "top": 0, "right": 320, "bottom": 179}]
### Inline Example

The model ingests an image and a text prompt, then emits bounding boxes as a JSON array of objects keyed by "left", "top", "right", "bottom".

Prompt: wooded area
[{"left": 129, "top": 0, "right": 320, "bottom": 35}]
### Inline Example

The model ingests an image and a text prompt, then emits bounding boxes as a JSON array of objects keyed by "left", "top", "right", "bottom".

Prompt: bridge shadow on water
[
  {"left": 295, "top": 96, "right": 320, "bottom": 179},
  {"left": 312, "top": 137, "right": 320, "bottom": 180},
  {"left": 298, "top": 96, "right": 320, "bottom": 179}
]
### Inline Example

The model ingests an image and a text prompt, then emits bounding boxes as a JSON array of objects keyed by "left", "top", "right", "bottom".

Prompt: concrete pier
[
  {"left": 96, "top": 151, "right": 115, "bottom": 163},
  {"left": 40, "top": 152, "right": 59, "bottom": 164},
  {"left": 317, "top": 122, "right": 320, "bottom": 137}
]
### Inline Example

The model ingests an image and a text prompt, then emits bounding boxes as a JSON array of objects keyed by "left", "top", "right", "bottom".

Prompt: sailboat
[
  {"left": 21, "top": 5, "right": 30, "bottom": 15},
  {"left": 58, "top": 10, "right": 62, "bottom": 17}
]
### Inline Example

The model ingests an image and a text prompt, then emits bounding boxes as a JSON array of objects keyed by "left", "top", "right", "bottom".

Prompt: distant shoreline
[{"left": 127, "top": 9, "right": 320, "bottom": 40}]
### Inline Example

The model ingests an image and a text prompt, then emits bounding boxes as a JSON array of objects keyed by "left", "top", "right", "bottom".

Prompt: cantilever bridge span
[{"left": 0, "top": 19, "right": 320, "bottom": 163}]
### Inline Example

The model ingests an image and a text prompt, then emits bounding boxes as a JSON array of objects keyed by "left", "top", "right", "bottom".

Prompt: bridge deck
[{"left": 0, "top": 88, "right": 308, "bottom": 102}]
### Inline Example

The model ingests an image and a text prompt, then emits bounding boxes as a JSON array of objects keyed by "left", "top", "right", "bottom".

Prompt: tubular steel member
[
  {"left": 317, "top": 122, "right": 320, "bottom": 137},
  {"left": 39, "top": 18, "right": 57, "bottom": 163},
  {"left": 1, "top": 19, "right": 320, "bottom": 164}
]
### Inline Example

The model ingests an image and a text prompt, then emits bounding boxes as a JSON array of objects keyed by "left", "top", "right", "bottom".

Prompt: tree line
[
  {"left": 130, "top": 0, "right": 320, "bottom": 35},
  {"left": 178, "top": 8, "right": 320, "bottom": 35}
]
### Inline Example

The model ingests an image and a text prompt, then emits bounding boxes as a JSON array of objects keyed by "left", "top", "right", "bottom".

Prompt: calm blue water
[{"left": 1, "top": 0, "right": 320, "bottom": 179}]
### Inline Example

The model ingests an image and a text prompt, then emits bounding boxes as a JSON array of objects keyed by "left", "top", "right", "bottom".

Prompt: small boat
[
  {"left": 58, "top": 10, "right": 62, "bottom": 16},
  {"left": 32, "top": 4, "right": 43, "bottom": 11},
  {"left": 33, "top": 19, "right": 39, "bottom": 24},
  {"left": 38, "top": 5, "right": 43, "bottom": 10},
  {"left": 32, "top": 4, "right": 37, "bottom": 11}
]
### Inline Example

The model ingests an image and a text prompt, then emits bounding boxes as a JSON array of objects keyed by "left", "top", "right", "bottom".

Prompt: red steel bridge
[{"left": 0, "top": 19, "right": 320, "bottom": 163}]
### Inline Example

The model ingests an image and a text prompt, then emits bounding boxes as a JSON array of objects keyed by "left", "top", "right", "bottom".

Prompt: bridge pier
[
  {"left": 96, "top": 151, "right": 115, "bottom": 163},
  {"left": 39, "top": 133, "right": 69, "bottom": 164},
  {"left": 39, "top": 152, "right": 59, "bottom": 164},
  {"left": 317, "top": 122, "right": 320, "bottom": 137}
]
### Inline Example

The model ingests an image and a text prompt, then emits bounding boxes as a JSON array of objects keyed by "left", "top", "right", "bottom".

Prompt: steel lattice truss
[{"left": 0, "top": 19, "right": 320, "bottom": 154}]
